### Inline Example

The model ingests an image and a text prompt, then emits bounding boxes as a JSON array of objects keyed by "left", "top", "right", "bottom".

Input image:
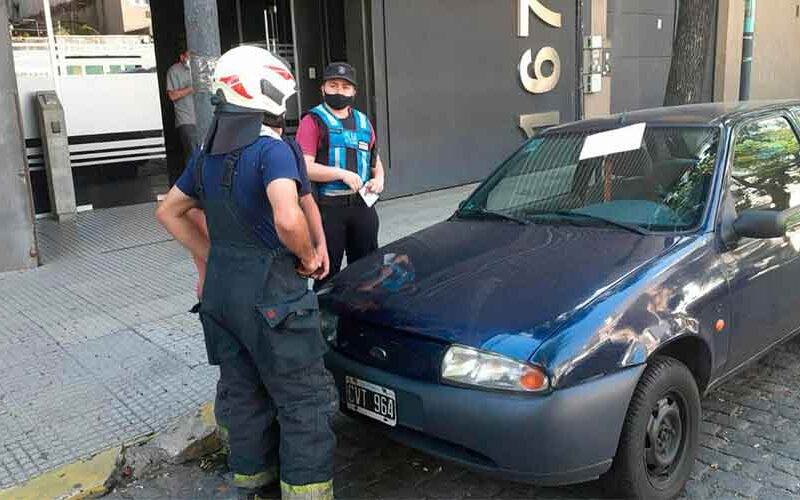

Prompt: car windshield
[{"left": 458, "top": 125, "right": 720, "bottom": 233}]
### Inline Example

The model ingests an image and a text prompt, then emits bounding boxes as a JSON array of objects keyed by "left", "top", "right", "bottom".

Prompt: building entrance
[
  {"left": 9, "top": 0, "right": 167, "bottom": 215},
  {"left": 219, "top": 0, "right": 374, "bottom": 127}
]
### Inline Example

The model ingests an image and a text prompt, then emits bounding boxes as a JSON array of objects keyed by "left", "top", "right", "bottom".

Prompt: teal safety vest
[{"left": 310, "top": 104, "right": 372, "bottom": 195}]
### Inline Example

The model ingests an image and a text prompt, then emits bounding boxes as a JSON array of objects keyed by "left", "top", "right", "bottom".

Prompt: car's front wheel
[{"left": 604, "top": 356, "right": 700, "bottom": 499}]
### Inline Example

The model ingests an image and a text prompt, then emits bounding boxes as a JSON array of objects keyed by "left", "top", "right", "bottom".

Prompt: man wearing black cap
[{"left": 296, "top": 62, "right": 385, "bottom": 287}]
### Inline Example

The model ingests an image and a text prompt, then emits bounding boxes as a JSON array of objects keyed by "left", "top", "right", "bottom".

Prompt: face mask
[
  {"left": 183, "top": 57, "right": 190, "bottom": 68},
  {"left": 323, "top": 92, "right": 355, "bottom": 110}
]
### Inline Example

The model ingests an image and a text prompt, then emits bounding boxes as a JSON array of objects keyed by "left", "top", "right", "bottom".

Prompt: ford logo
[{"left": 369, "top": 346, "right": 388, "bottom": 361}]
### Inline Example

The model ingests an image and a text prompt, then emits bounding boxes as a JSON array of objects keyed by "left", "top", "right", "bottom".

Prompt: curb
[
  {"left": 0, "top": 402, "right": 219, "bottom": 500},
  {"left": 0, "top": 447, "right": 122, "bottom": 500}
]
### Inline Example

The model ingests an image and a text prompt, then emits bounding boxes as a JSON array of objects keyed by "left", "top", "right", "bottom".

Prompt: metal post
[
  {"left": 0, "top": 0, "right": 38, "bottom": 271},
  {"left": 236, "top": 0, "right": 244, "bottom": 45},
  {"left": 183, "top": 0, "right": 221, "bottom": 143},
  {"left": 42, "top": 0, "right": 61, "bottom": 99},
  {"left": 739, "top": 0, "right": 756, "bottom": 101},
  {"left": 264, "top": 9, "right": 272, "bottom": 50},
  {"left": 271, "top": 5, "right": 279, "bottom": 53}
]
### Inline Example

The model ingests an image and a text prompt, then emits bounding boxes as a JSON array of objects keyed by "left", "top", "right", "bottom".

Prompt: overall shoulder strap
[
  {"left": 194, "top": 152, "right": 206, "bottom": 204},
  {"left": 284, "top": 137, "right": 305, "bottom": 166},
  {"left": 220, "top": 149, "right": 243, "bottom": 193}
]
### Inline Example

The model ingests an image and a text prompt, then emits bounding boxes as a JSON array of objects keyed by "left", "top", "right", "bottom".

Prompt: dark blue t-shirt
[{"left": 176, "top": 136, "right": 311, "bottom": 249}]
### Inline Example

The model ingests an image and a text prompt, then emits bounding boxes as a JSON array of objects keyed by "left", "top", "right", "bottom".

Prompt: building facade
[{"left": 2, "top": 0, "right": 800, "bottom": 270}]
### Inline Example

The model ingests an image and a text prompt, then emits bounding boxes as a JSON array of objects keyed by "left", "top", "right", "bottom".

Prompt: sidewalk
[{"left": 0, "top": 184, "right": 475, "bottom": 490}]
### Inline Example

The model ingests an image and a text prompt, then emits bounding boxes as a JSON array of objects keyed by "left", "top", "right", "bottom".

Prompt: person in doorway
[
  {"left": 166, "top": 45, "right": 196, "bottom": 186},
  {"left": 296, "top": 62, "right": 385, "bottom": 288},
  {"left": 156, "top": 46, "right": 336, "bottom": 499}
]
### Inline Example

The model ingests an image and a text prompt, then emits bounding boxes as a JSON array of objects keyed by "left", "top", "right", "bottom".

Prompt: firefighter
[{"left": 156, "top": 46, "right": 337, "bottom": 499}]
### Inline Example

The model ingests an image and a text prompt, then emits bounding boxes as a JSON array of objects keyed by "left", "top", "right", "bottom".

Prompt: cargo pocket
[{"left": 257, "top": 290, "right": 329, "bottom": 374}]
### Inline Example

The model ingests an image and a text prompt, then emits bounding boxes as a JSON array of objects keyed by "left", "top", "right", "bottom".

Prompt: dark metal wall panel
[
  {"left": 607, "top": 12, "right": 675, "bottom": 58},
  {"left": 345, "top": 0, "right": 372, "bottom": 115},
  {"left": 291, "top": 0, "right": 327, "bottom": 114},
  {"left": 369, "top": 0, "right": 391, "bottom": 174},
  {"left": 607, "top": 0, "right": 677, "bottom": 113},
  {"left": 378, "top": 0, "right": 578, "bottom": 197},
  {"left": 150, "top": 0, "right": 185, "bottom": 181},
  {"left": 608, "top": 0, "right": 718, "bottom": 113},
  {"left": 611, "top": 57, "right": 672, "bottom": 113}
]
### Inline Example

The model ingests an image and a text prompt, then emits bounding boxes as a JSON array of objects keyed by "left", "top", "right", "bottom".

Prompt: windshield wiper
[
  {"left": 456, "top": 208, "right": 529, "bottom": 225},
  {"left": 528, "top": 210, "right": 646, "bottom": 235}
]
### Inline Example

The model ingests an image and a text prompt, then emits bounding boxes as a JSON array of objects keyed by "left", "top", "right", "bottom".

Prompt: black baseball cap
[{"left": 323, "top": 62, "right": 357, "bottom": 86}]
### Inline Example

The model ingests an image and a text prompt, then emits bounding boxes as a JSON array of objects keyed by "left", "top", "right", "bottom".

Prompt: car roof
[{"left": 545, "top": 99, "right": 800, "bottom": 134}]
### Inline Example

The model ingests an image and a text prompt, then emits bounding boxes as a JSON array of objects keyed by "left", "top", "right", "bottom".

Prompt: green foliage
[
  {"left": 663, "top": 143, "right": 716, "bottom": 221},
  {"left": 731, "top": 120, "right": 800, "bottom": 211}
]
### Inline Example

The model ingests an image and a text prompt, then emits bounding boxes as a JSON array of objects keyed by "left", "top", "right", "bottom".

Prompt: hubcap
[{"left": 645, "top": 393, "right": 685, "bottom": 483}]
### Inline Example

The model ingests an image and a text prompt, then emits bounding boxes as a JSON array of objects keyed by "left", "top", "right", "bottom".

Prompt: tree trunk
[{"left": 663, "top": 0, "right": 716, "bottom": 106}]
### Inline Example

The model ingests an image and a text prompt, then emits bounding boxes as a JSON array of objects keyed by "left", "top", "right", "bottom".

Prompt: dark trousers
[
  {"left": 217, "top": 340, "right": 336, "bottom": 485},
  {"left": 169, "top": 124, "right": 197, "bottom": 186},
  {"left": 316, "top": 194, "right": 379, "bottom": 288},
  {"left": 200, "top": 246, "right": 337, "bottom": 489}
]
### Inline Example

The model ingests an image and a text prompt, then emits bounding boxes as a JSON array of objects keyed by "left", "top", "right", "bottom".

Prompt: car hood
[{"left": 321, "top": 219, "right": 680, "bottom": 361}]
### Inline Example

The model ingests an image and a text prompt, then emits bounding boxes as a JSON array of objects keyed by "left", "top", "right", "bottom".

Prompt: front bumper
[{"left": 325, "top": 349, "right": 645, "bottom": 486}]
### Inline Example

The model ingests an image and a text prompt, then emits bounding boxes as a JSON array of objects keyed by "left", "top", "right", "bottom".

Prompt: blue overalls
[{"left": 194, "top": 144, "right": 337, "bottom": 498}]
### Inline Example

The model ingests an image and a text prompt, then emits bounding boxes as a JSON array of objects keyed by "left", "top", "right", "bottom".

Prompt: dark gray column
[
  {"left": 0, "top": 0, "right": 38, "bottom": 271},
  {"left": 184, "top": 0, "right": 222, "bottom": 142},
  {"left": 345, "top": 0, "right": 372, "bottom": 117},
  {"left": 368, "top": 0, "right": 390, "bottom": 172},
  {"left": 739, "top": 0, "right": 756, "bottom": 101},
  {"left": 291, "top": 0, "right": 326, "bottom": 115}
]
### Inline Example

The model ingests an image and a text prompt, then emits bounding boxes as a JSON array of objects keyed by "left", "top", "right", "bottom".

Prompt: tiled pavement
[
  {"left": 0, "top": 217, "right": 218, "bottom": 488},
  {"left": 0, "top": 185, "right": 474, "bottom": 490}
]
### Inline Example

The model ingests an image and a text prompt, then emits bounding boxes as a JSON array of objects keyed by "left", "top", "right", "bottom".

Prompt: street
[{"left": 109, "top": 335, "right": 800, "bottom": 500}]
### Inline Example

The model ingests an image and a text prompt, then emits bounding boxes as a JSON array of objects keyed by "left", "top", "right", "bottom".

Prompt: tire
[{"left": 603, "top": 356, "right": 701, "bottom": 500}]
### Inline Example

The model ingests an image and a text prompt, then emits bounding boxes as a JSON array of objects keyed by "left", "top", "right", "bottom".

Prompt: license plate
[{"left": 344, "top": 376, "right": 397, "bottom": 427}]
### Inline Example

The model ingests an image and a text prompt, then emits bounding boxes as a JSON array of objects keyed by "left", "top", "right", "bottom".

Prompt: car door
[{"left": 721, "top": 113, "right": 800, "bottom": 370}]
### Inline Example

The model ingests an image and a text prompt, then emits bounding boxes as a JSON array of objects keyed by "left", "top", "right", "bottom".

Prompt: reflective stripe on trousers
[{"left": 281, "top": 480, "right": 334, "bottom": 500}]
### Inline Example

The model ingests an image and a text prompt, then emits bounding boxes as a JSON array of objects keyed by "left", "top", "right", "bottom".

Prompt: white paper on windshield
[
  {"left": 578, "top": 122, "right": 646, "bottom": 161},
  {"left": 359, "top": 186, "right": 380, "bottom": 208}
]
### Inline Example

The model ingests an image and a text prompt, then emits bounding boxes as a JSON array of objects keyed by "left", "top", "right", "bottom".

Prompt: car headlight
[
  {"left": 441, "top": 345, "right": 550, "bottom": 393},
  {"left": 320, "top": 308, "right": 339, "bottom": 346}
]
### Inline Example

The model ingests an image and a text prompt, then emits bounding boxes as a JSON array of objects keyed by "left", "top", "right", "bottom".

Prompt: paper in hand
[{"left": 359, "top": 186, "right": 379, "bottom": 208}]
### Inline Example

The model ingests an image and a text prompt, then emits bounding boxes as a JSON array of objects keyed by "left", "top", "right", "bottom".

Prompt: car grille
[{"left": 334, "top": 318, "right": 447, "bottom": 383}]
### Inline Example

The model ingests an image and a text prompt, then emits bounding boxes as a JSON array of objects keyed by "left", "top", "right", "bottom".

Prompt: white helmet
[{"left": 212, "top": 46, "right": 296, "bottom": 115}]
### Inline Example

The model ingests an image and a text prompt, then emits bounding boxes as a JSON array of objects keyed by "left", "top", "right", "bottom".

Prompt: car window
[
  {"left": 485, "top": 137, "right": 579, "bottom": 211},
  {"left": 461, "top": 126, "right": 719, "bottom": 232},
  {"left": 730, "top": 116, "right": 800, "bottom": 212}
]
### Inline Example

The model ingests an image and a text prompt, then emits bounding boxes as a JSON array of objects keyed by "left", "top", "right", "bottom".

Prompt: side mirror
[
  {"left": 733, "top": 209, "right": 787, "bottom": 239},
  {"left": 458, "top": 200, "right": 467, "bottom": 210}
]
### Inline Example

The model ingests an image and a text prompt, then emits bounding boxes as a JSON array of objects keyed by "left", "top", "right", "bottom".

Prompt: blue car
[{"left": 318, "top": 100, "right": 800, "bottom": 499}]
